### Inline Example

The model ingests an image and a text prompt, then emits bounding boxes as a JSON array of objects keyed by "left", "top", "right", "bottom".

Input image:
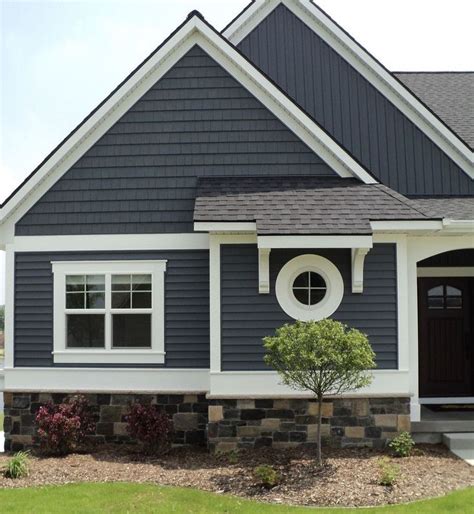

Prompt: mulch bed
[{"left": 0, "top": 444, "right": 472, "bottom": 507}]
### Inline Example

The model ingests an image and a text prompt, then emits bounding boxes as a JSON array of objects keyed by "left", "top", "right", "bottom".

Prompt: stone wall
[
  {"left": 3, "top": 392, "right": 209, "bottom": 452},
  {"left": 3, "top": 392, "right": 410, "bottom": 453},
  {"left": 207, "top": 397, "right": 410, "bottom": 452}
]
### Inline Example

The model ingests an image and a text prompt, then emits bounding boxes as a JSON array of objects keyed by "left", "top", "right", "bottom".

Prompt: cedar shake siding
[
  {"left": 14, "top": 251, "right": 210, "bottom": 368},
  {"left": 15, "top": 45, "right": 336, "bottom": 236},
  {"left": 221, "top": 244, "right": 398, "bottom": 371},
  {"left": 238, "top": 4, "right": 473, "bottom": 196}
]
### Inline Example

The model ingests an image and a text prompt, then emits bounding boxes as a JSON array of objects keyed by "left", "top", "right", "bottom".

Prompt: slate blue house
[{"left": 0, "top": 0, "right": 473, "bottom": 452}]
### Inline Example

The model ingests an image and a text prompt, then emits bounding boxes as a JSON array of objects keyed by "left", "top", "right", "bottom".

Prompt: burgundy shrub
[
  {"left": 126, "top": 403, "right": 173, "bottom": 454},
  {"left": 35, "top": 395, "right": 95, "bottom": 455}
]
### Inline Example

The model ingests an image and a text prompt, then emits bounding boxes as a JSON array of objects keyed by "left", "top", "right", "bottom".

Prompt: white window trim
[
  {"left": 52, "top": 260, "right": 167, "bottom": 364},
  {"left": 275, "top": 254, "right": 344, "bottom": 321}
]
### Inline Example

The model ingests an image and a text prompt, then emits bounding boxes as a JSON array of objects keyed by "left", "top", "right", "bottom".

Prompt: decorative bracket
[
  {"left": 258, "top": 248, "right": 271, "bottom": 294},
  {"left": 351, "top": 247, "right": 371, "bottom": 293}
]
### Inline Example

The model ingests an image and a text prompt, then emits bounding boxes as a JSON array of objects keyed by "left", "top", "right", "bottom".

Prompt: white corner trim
[
  {"left": 52, "top": 260, "right": 166, "bottom": 364},
  {"left": 395, "top": 235, "right": 410, "bottom": 372},
  {"left": 0, "top": 15, "right": 376, "bottom": 233},
  {"left": 417, "top": 267, "right": 474, "bottom": 278},
  {"left": 258, "top": 235, "right": 373, "bottom": 249},
  {"left": 351, "top": 247, "right": 370, "bottom": 293},
  {"left": 194, "top": 222, "right": 257, "bottom": 233},
  {"left": 223, "top": 0, "right": 474, "bottom": 176},
  {"left": 209, "top": 235, "right": 221, "bottom": 373},
  {"left": 1, "top": 368, "right": 210, "bottom": 393},
  {"left": 4, "top": 244, "right": 15, "bottom": 368},
  {"left": 275, "top": 254, "right": 344, "bottom": 321},
  {"left": 209, "top": 370, "right": 411, "bottom": 397},
  {"left": 13, "top": 234, "right": 210, "bottom": 252},
  {"left": 258, "top": 248, "right": 271, "bottom": 293}
]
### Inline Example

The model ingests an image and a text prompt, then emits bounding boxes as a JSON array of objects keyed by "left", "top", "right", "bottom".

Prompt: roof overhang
[
  {"left": 257, "top": 235, "right": 373, "bottom": 249},
  {"left": 371, "top": 219, "right": 474, "bottom": 235},
  {"left": 223, "top": 0, "right": 474, "bottom": 177},
  {"left": 0, "top": 11, "right": 377, "bottom": 243}
]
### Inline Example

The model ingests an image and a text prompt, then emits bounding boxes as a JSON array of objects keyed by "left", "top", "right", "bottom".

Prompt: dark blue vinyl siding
[
  {"left": 14, "top": 251, "right": 209, "bottom": 368},
  {"left": 221, "top": 244, "right": 398, "bottom": 371},
  {"left": 238, "top": 4, "right": 473, "bottom": 196},
  {"left": 15, "top": 45, "right": 335, "bottom": 236}
]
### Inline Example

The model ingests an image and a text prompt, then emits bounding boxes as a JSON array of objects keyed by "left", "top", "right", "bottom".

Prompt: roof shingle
[{"left": 194, "top": 176, "right": 433, "bottom": 235}]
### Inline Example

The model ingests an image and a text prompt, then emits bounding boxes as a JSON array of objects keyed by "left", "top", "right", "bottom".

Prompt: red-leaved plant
[
  {"left": 35, "top": 395, "right": 95, "bottom": 455},
  {"left": 126, "top": 403, "right": 173, "bottom": 454}
]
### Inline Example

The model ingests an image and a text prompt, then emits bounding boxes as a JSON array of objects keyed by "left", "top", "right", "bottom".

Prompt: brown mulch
[{"left": 0, "top": 444, "right": 472, "bottom": 507}]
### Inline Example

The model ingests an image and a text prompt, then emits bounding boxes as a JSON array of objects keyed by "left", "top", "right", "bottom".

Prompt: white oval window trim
[{"left": 275, "top": 254, "right": 344, "bottom": 321}]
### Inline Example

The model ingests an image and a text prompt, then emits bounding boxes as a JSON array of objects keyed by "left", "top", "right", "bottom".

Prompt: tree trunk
[{"left": 316, "top": 394, "right": 323, "bottom": 467}]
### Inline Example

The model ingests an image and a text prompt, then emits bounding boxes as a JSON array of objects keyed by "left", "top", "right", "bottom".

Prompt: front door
[{"left": 418, "top": 277, "right": 473, "bottom": 397}]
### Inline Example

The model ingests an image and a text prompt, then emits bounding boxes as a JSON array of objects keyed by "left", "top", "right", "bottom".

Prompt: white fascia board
[
  {"left": 223, "top": 0, "right": 474, "bottom": 176},
  {"left": 2, "top": 368, "right": 210, "bottom": 393},
  {"left": 370, "top": 221, "right": 443, "bottom": 233},
  {"left": 442, "top": 219, "right": 474, "bottom": 233},
  {"left": 0, "top": 15, "right": 376, "bottom": 236},
  {"left": 12, "top": 234, "right": 209, "bottom": 252},
  {"left": 258, "top": 235, "right": 373, "bottom": 249},
  {"left": 194, "top": 222, "right": 257, "bottom": 233}
]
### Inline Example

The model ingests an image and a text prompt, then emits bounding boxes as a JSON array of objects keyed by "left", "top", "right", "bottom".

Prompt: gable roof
[
  {"left": 222, "top": 0, "right": 474, "bottom": 178},
  {"left": 0, "top": 10, "right": 377, "bottom": 232},
  {"left": 395, "top": 72, "right": 474, "bottom": 150},
  {"left": 194, "top": 176, "right": 432, "bottom": 235}
]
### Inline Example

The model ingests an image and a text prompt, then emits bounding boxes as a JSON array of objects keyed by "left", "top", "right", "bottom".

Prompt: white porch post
[{"left": 4, "top": 244, "right": 15, "bottom": 369}]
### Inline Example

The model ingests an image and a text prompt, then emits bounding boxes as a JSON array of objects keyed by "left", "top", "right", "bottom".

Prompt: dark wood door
[{"left": 418, "top": 277, "right": 473, "bottom": 397}]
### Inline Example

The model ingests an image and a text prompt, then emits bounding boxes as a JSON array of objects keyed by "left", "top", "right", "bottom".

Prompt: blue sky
[{"left": 0, "top": 0, "right": 473, "bottom": 305}]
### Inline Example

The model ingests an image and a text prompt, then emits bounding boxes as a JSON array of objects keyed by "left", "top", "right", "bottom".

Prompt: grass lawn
[{"left": 0, "top": 483, "right": 472, "bottom": 513}]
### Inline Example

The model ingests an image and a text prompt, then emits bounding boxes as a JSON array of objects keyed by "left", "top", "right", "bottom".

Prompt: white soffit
[
  {"left": 223, "top": 0, "right": 474, "bottom": 177},
  {"left": 0, "top": 13, "right": 376, "bottom": 234}
]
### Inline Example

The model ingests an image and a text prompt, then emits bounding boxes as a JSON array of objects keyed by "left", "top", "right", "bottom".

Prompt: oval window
[{"left": 292, "top": 271, "right": 327, "bottom": 306}]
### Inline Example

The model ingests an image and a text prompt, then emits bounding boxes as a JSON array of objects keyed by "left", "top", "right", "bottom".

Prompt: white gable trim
[
  {"left": 223, "top": 0, "right": 474, "bottom": 177},
  {"left": 0, "top": 14, "right": 376, "bottom": 237}
]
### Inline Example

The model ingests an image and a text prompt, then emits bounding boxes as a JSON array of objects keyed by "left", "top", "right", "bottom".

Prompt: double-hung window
[{"left": 52, "top": 260, "right": 166, "bottom": 364}]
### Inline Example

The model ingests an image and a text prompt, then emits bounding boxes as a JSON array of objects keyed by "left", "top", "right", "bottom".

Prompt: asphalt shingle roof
[
  {"left": 409, "top": 197, "right": 474, "bottom": 220},
  {"left": 194, "top": 176, "right": 433, "bottom": 235},
  {"left": 394, "top": 72, "right": 474, "bottom": 149}
]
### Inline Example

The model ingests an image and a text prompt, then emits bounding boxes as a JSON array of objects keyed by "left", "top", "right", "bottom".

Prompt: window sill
[{"left": 52, "top": 350, "right": 166, "bottom": 364}]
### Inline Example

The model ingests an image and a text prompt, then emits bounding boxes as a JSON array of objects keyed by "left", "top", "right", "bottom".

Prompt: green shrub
[
  {"left": 3, "top": 451, "right": 30, "bottom": 479},
  {"left": 389, "top": 431, "right": 415, "bottom": 457},
  {"left": 254, "top": 464, "right": 280, "bottom": 489},
  {"left": 378, "top": 457, "right": 400, "bottom": 486}
]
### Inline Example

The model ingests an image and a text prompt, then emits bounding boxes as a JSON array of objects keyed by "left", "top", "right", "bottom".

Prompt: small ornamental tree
[{"left": 264, "top": 319, "right": 375, "bottom": 466}]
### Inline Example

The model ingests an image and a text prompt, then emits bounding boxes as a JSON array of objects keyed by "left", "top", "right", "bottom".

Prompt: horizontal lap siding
[
  {"left": 221, "top": 244, "right": 397, "bottom": 371},
  {"left": 14, "top": 251, "right": 209, "bottom": 368},
  {"left": 15, "top": 45, "right": 334, "bottom": 236},
  {"left": 238, "top": 5, "right": 473, "bottom": 196}
]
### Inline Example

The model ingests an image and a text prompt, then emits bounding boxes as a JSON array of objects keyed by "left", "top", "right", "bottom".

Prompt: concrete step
[
  {"left": 412, "top": 420, "right": 474, "bottom": 433},
  {"left": 443, "top": 433, "right": 474, "bottom": 466}
]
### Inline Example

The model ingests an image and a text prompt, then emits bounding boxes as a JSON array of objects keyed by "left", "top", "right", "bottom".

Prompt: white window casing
[
  {"left": 52, "top": 260, "right": 166, "bottom": 364},
  {"left": 275, "top": 254, "right": 344, "bottom": 321}
]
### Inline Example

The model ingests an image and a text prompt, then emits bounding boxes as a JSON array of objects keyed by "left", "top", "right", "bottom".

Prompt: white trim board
[
  {"left": 258, "top": 235, "right": 373, "bottom": 249},
  {"left": 223, "top": 0, "right": 473, "bottom": 176},
  {"left": 1, "top": 368, "right": 210, "bottom": 393},
  {"left": 210, "top": 370, "right": 411, "bottom": 397},
  {"left": 417, "top": 267, "right": 474, "bottom": 277},
  {"left": 12, "top": 234, "right": 210, "bottom": 252},
  {"left": 0, "top": 13, "right": 376, "bottom": 238}
]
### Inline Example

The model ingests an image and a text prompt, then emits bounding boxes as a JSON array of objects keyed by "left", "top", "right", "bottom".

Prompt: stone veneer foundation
[
  {"left": 3, "top": 392, "right": 209, "bottom": 452},
  {"left": 207, "top": 397, "right": 411, "bottom": 453},
  {"left": 3, "top": 393, "right": 410, "bottom": 453}
]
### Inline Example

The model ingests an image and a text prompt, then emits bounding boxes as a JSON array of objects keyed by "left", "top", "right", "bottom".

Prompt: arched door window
[{"left": 427, "top": 284, "right": 462, "bottom": 310}]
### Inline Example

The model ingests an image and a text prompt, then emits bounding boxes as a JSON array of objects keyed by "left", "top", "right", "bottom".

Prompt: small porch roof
[{"left": 194, "top": 176, "right": 435, "bottom": 235}]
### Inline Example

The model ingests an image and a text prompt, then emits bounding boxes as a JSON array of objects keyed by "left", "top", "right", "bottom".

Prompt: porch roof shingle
[{"left": 194, "top": 176, "right": 434, "bottom": 235}]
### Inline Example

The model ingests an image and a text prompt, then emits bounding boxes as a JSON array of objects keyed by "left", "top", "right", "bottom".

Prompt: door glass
[{"left": 427, "top": 284, "right": 463, "bottom": 310}]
